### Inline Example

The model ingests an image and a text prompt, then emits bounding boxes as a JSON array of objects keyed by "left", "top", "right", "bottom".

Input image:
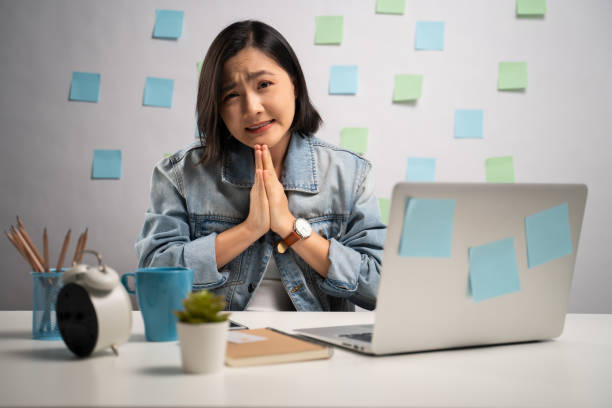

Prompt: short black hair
[{"left": 196, "top": 20, "right": 322, "bottom": 165}]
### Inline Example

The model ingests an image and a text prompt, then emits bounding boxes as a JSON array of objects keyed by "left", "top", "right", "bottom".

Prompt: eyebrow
[{"left": 221, "top": 70, "right": 275, "bottom": 93}]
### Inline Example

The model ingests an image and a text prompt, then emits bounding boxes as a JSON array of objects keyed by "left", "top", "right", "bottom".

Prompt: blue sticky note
[
  {"left": 92, "top": 150, "right": 122, "bottom": 179},
  {"left": 406, "top": 157, "right": 436, "bottom": 182},
  {"left": 415, "top": 21, "right": 445, "bottom": 51},
  {"left": 69, "top": 72, "right": 100, "bottom": 102},
  {"left": 153, "top": 9, "right": 184, "bottom": 39},
  {"left": 469, "top": 238, "right": 521, "bottom": 302},
  {"left": 455, "top": 109, "right": 483, "bottom": 139},
  {"left": 399, "top": 198, "right": 456, "bottom": 257},
  {"left": 525, "top": 203, "right": 572, "bottom": 268},
  {"left": 144, "top": 77, "right": 174, "bottom": 108},
  {"left": 329, "top": 65, "right": 358, "bottom": 95}
]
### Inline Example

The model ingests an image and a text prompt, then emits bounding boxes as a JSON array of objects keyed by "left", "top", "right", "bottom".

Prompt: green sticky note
[
  {"left": 486, "top": 156, "right": 515, "bottom": 183},
  {"left": 378, "top": 198, "right": 390, "bottom": 224},
  {"left": 376, "top": 0, "right": 405, "bottom": 14},
  {"left": 516, "top": 0, "right": 546, "bottom": 16},
  {"left": 315, "top": 16, "right": 343, "bottom": 45},
  {"left": 498, "top": 62, "right": 527, "bottom": 90},
  {"left": 393, "top": 74, "right": 423, "bottom": 101},
  {"left": 197, "top": 61, "right": 203, "bottom": 74},
  {"left": 340, "top": 128, "right": 368, "bottom": 155}
]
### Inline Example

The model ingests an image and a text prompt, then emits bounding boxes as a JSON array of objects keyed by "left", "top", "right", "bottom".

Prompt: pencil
[
  {"left": 16, "top": 216, "right": 46, "bottom": 271},
  {"left": 77, "top": 228, "right": 88, "bottom": 263},
  {"left": 43, "top": 228, "right": 49, "bottom": 272},
  {"left": 5, "top": 229, "right": 34, "bottom": 270},
  {"left": 12, "top": 226, "right": 44, "bottom": 273},
  {"left": 72, "top": 232, "right": 84, "bottom": 265},
  {"left": 56, "top": 229, "right": 71, "bottom": 272}
]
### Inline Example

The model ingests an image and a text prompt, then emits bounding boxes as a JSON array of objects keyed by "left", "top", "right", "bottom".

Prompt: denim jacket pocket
[
  {"left": 309, "top": 215, "right": 346, "bottom": 240},
  {"left": 191, "top": 215, "right": 246, "bottom": 286}
]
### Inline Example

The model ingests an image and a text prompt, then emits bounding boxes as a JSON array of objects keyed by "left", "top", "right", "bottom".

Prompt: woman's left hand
[{"left": 261, "top": 145, "right": 295, "bottom": 237}]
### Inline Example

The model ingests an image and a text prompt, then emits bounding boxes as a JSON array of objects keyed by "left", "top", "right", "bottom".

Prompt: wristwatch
[{"left": 277, "top": 218, "right": 312, "bottom": 254}]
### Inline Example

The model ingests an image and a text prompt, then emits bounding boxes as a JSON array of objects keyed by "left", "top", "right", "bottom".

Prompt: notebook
[
  {"left": 225, "top": 328, "right": 332, "bottom": 367},
  {"left": 294, "top": 182, "right": 588, "bottom": 355}
]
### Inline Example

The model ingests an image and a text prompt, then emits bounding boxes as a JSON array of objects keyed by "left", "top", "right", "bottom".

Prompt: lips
[{"left": 245, "top": 119, "right": 275, "bottom": 133}]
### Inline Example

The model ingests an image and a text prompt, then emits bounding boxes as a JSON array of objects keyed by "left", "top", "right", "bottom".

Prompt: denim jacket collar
[{"left": 221, "top": 132, "right": 319, "bottom": 193}]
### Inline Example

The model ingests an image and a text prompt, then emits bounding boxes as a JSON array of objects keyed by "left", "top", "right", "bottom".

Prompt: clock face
[
  {"left": 295, "top": 218, "right": 312, "bottom": 238},
  {"left": 56, "top": 283, "right": 99, "bottom": 357}
]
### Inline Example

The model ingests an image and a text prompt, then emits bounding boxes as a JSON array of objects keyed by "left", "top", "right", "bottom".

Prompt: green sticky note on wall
[
  {"left": 378, "top": 198, "right": 390, "bottom": 224},
  {"left": 498, "top": 62, "right": 528, "bottom": 90},
  {"left": 197, "top": 61, "right": 202, "bottom": 74},
  {"left": 516, "top": 0, "right": 546, "bottom": 16},
  {"left": 376, "top": 0, "right": 405, "bottom": 14},
  {"left": 393, "top": 74, "right": 423, "bottom": 101},
  {"left": 315, "top": 16, "right": 343, "bottom": 45},
  {"left": 340, "top": 128, "right": 368, "bottom": 155},
  {"left": 486, "top": 156, "right": 515, "bottom": 183}
]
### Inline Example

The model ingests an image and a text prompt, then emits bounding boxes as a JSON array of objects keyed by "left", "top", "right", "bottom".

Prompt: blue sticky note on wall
[
  {"left": 399, "top": 198, "right": 456, "bottom": 257},
  {"left": 144, "top": 77, "right": 174, "bottom": 108},
  {"left": 406, "top": 157, "right": 436, "bottom": 182},
  {"left": 455, "top": 109, "right": 483, "bottom": 139},
  {"left": 92, "top": 150, "right": 122, "bottom": 179},
  {"left": 415, "top": 21, "right": 445, "bottom": 51},
  {"left": 153, "top": 9, "right": 184, "bottom": 39},
  {"left": 329, "top": 66, "right": 358, "bottom": 95},
  {"left": 69, "top": 72, "right": 100, "bottom": 102},
  {"left": 525, "top": 203, "right": 572, "bottom": 268},
  {"left": 469, "top": 238, "right": 521, "bottom": 302}
]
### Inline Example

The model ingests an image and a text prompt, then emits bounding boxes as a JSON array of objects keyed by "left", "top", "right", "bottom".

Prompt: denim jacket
[{"left": 135, "top": 132, "right": 386, "bottom": 311}]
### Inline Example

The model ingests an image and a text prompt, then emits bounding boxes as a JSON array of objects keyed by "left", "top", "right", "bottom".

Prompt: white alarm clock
[{"left": 56, "top": 250, "right": 132, "bottom": 357}]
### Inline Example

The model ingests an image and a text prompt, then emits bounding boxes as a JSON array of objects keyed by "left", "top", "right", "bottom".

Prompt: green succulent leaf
[{"left": 174, "top": 290, "right": 229, "bottom": 324}]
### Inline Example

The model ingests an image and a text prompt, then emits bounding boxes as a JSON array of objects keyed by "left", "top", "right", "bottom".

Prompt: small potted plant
[{"left": 174, "top": 290, "right": 230, "bottom": 374}]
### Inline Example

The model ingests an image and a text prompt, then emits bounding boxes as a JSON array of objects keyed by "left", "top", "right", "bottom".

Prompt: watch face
[{"left": 295, "top": 218, "right": 312, "bottom": 238}]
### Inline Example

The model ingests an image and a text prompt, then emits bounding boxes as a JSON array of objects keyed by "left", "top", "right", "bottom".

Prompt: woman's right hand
[{"left": 244, "top": 145, "right": 270, "bottom": 238}]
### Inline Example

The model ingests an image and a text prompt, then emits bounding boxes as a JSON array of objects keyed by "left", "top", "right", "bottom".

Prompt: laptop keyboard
[{"left": 338, "top": 332, "right": 372, "bottom": 343}]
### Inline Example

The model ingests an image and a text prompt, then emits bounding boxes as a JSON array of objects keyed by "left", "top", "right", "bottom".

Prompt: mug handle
[{"left": 121, "top": 272, "right": 136, "bottom": 295}]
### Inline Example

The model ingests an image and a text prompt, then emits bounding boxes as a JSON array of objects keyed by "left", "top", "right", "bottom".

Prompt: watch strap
[{"left": 277, "top": 229, "right": 300, "bottom": 254}]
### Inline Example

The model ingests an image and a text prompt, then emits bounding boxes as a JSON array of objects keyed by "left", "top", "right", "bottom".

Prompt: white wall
[{"left": 0, "top": 0, "right": 610, "bottom": 311}]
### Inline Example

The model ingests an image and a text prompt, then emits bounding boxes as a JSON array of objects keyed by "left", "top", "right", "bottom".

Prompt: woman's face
[{"left": 220, "top": 47, "right": 296, "bottom": 150}]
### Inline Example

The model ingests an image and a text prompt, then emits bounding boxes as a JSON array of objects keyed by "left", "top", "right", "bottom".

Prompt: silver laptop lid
[{"left": 372, "top": 183, "right": 587, "bottom": 354}]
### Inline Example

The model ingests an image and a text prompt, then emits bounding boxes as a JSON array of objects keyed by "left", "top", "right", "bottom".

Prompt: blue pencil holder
[{"left": 31, "top": 269, "right": 64, "bottom": 340}]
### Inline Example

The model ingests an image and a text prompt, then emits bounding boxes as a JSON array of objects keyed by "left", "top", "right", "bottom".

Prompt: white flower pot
[{"left": 177, "top": 320, "right": 229, "bottom": 374}]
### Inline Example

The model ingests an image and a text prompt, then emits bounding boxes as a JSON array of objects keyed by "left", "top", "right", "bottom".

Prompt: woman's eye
[
  {"left": 259, "top": 81, "right": 272, "bottom": 89},
  {"left": 223, "top": 93, "right": 238, "bottom": 101}
]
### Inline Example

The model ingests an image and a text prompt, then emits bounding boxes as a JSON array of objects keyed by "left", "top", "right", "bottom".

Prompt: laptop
[{"left": 294, "top": 183, "right": 588, "bottom": 355}]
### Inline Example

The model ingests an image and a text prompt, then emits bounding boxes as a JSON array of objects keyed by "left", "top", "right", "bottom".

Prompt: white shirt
[{"left": 246, "top": 255, "right": 295, "bottom": 311}]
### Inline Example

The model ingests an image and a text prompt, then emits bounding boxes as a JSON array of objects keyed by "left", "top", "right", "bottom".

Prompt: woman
[{"left": 136, "top": 20, "right": 386, "bottom": 311}]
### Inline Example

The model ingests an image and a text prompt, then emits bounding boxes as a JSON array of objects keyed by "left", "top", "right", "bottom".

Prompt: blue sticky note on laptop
[
  {"left": 153, "top": 9, "right": 184, "bottom": 39},
  {"left": 455, "top": 109, "right": 483, "bottom": 139},
  {"left": 406, "top": 157, "right": 436, "bottom": 182},
  {"left": 525, "top": 203, "right": 572, "bottom": 268},
  {"left": 144, "top": 77, "right": 174, "bottom": 108},
  {"left": 92, "top": 149, "right": 122, "bottom": 179},
  {"left": 329, "top": 65, "right": 358, "bottom": 95},
  {"left": 469, "top": 237, "right": 521, "bottom": 302},
  {"left": 415, "top": 21, "right": 445, "bottom": 51},
  {"left": 69, "top": 72, "right": 100, "bottom": 102},
  {"left": 399, "top": 198, "right": 456, "bottom": 257}
]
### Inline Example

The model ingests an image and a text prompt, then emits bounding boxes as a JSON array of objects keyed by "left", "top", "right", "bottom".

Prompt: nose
[{"left": 242, "top": 89, "right": 263, "bottom": 116}]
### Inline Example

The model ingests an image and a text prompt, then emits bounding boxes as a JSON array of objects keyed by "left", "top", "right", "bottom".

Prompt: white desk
[{"left": 0, "top": 311, "right": 611, "bottom": 407}]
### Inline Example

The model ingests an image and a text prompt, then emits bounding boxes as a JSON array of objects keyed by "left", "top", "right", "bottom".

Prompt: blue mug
[{"left": 121, "top": 267, "right": 193, "bottom": 342}]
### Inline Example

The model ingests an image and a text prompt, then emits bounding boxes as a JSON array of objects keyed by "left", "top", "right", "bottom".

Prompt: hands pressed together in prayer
[{"left": 244, "top": 144, "right": 294, "bottom": 239}]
